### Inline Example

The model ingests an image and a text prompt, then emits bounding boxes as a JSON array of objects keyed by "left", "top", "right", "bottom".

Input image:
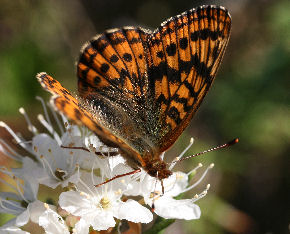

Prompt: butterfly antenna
[
  {"left": 176, "top": 138, "right": 239, "bottom": 163},
  {"left": 94, "top": 169, "right": 141, "bottom": 188}
]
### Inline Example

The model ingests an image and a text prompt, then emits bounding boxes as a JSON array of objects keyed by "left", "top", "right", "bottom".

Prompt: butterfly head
[{"left": 143, "top": 156, "right": 172, "bottom": 180}]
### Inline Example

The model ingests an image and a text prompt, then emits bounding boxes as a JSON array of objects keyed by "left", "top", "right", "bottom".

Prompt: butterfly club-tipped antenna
[{"left": 173, "top": 138, "right": 239, "bottom": 164}]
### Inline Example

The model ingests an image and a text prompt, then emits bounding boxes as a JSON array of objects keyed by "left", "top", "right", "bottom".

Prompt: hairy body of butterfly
[{"left": 37, "top": 5, "right": 231, "bottom": 180}]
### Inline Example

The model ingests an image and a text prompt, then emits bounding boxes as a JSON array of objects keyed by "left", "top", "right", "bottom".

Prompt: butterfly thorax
[{"left": 143, "top": 154, "right": 172, "bottom": 180}]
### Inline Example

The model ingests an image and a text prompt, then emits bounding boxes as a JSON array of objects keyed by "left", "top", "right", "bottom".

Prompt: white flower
[
  {"left": 0, "top": 168, "right": 46, "bottom": 229},
  {"left": 0, "top": 97, "right": 215, "bottom": 233},
  {"left": 39, "top": 207, "right": 70, "bottom": 234},
  {"left": 31, "top": 133, "right": 81, "bottom": 188},
  {"left": 124, "top": 139, "right": 213, "bottom": 220},
  {"left": 59, "top": 169, "right": 153, "bottom": 231}
]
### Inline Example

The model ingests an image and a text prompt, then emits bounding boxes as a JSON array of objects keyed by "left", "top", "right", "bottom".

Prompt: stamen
[
  {"left": 99, "top": 196, "right": 111, "bottom": 209},
  {"left": 192, "top": 184, "right": 211, "bottom": 202},
  {"left": 76, "top": 165, "right": 96, "bottom": 197},
  {"left": 0, "top": 198, "right": 25, "bottom": 212},
  {"left": 115, "top": 188, "right": 122, "bottom": 196},
  {"left": 48, "top": 104, "right": 64, "bottom": 135},
  {"left": 0, "top": 121, "right": 33, "bottom": 154},
  {"left": 55, "top": 168, "right": 68, "bottom": 180},
  {"left": 46, "top": 148, "right": 58, "bottom": 168},
  {"left": 187, "top": 163, "right": 203, "bottom": 176},
  {"left": 0, "top": 176, "right": 19, "bottom": 195},
  {"left": 44, "top": 203, "right": 50, "bottom": 209},
  {"left": 0, "top": 166, "right": 14, "bottom": 177},
  {"left": 39, "top": 155, "right": 60, "bottom": 181},
  {"left": 0, "top": 168, "right": 35, "bottom": 202},
  {"left": 79, "top": 177, "right": 96, "bottom": 198},
  {"left": 169, "top": 137, "right": 194, "bottom": 170},
  {"left": 0, "top": 139, "right": 22, "bottom": 161},
  {"left": 19, "top": 107, "right": 38, "bottom": 135},
  {"left": 182, "top": 164, "right": 214, "bottom": 193},
  {"left": 91, "top": 161, "right": 97, "bottom": 186},
  {"left": 37, "top": 114, "right": 61, "bottom": 144},
  {"left": 80, "top": 191, "right": 90, "bottom": 199},
  {"left": 36, "top": 96, "right": 53, "bottom": 130},
  {"left": 66, "top": 152, "right": 74, "bottom": 170},
  {"left": 15, "top": 178, "right": 29, "bottom": 204}
]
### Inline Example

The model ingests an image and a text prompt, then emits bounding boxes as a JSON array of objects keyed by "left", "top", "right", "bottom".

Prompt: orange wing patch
[{"left": 77, "top": 28, "right": 150, "bottom": 101}]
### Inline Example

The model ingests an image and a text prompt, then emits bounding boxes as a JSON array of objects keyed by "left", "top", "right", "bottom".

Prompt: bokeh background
[{"left": 0, "top": 0, "right": 289, "bottom": 233}]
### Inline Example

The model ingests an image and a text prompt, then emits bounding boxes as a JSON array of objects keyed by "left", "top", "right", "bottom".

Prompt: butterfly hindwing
[
  {"left": 147, "top": 5, "right": 231, "bottom": 151},
  {"left": 36, "top": 72, "right": 144, "bottom": 166}
]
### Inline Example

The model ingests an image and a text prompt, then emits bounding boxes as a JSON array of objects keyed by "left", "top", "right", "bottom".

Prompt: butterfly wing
[
  {"left": 76, "top": 28, "right": 164, "bottom": 159},
  {"left": 36, "top": 72, "right": 145, "bottom": 167},
  {"left": 71, "top": 5, "right": 230, "bottom": 160},
  {"left": 77, "top": 27, "right": 150, "bottom": 101},
  {"left": 147, "top": 5, "right": 231, "bottom": 152}
]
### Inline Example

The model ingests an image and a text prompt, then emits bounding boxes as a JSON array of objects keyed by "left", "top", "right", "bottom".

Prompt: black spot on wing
[
  {"left": 190, "top": 29, "right": 222, "bottom": 42},
  {"left": 110, "top": 54, "right": 119, "bottom": 63},
  {"left": 167, "top": 106, "right": 182, "bottom": 125},
  {"left": 157, "top": 51, "right": 164, "bottom": 59},
  {"left": 123, "top": 53, "right": 132, "bottom": 62},
  {"left": 179, "top": 38, "right": 188, "bottom": 50},
  {"left": 93, "top": 76, "right": 102, "bottom": 85},
  {"left": 166, "top": 43, "right": 177, "bottom": 56},
  {"left": 100, "top": 63, "right": 110, "bottom": 73}
]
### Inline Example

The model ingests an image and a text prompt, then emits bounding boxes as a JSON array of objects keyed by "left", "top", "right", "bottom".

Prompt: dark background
[{"left": 0, "top": 0, "right": 289, "bottom": 233}]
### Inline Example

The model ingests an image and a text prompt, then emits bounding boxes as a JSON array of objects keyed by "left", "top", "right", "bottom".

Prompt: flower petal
[
  {"left": 28, "top": 200, "right": 47, "bottom": 223},
  {"left": 154, "top": 197, "right": 201, "bottom": 220},
  {"left": 59, "top": 191, "right": 92, "bottom": 216},
  {"left": 15, "top": 210, "right": 30, "bottom": 227},
  {"left": 87, "top": 212, "right": 115, "bottom": 231},
  {"left": 115, "top": 199, "right": 153, "bottom": 224},
  {"left": 73, "top": 218, "right": 90, "bottom": 234},
  {"left": 39, "top": 208, "right": 70, "bottom": 234}
]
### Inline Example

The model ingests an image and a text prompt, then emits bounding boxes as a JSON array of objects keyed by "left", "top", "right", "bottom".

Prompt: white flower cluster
[{"left": 0, "top": 98, "right": 213, "bottom": 234}]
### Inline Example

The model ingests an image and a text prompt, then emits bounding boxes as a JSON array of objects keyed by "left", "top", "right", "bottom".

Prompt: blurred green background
[{"left": 0, "top": 0, "right": 289, "bottom": 233}]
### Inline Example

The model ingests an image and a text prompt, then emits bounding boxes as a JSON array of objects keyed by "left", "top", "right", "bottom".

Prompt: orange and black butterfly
[{"left": 37, "top": 5, "right": 231, "bottom": 181}]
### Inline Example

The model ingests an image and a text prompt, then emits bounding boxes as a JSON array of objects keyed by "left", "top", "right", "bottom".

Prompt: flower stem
[{"left": 143, "top": 217, "right": 175, "bottom": 234}]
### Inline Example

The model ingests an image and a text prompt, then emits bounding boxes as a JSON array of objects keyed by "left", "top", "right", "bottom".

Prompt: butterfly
[{"left": 37, "top": 5, "right": 231, "bottom": 181}]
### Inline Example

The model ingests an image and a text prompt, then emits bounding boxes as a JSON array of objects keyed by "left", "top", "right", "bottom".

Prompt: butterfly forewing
[
  {"left": 77, "top": 28, "right": 150, "bottom": 101},
  {"left": 147, "top": 6, "right": 231, "bottom": 152}
]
